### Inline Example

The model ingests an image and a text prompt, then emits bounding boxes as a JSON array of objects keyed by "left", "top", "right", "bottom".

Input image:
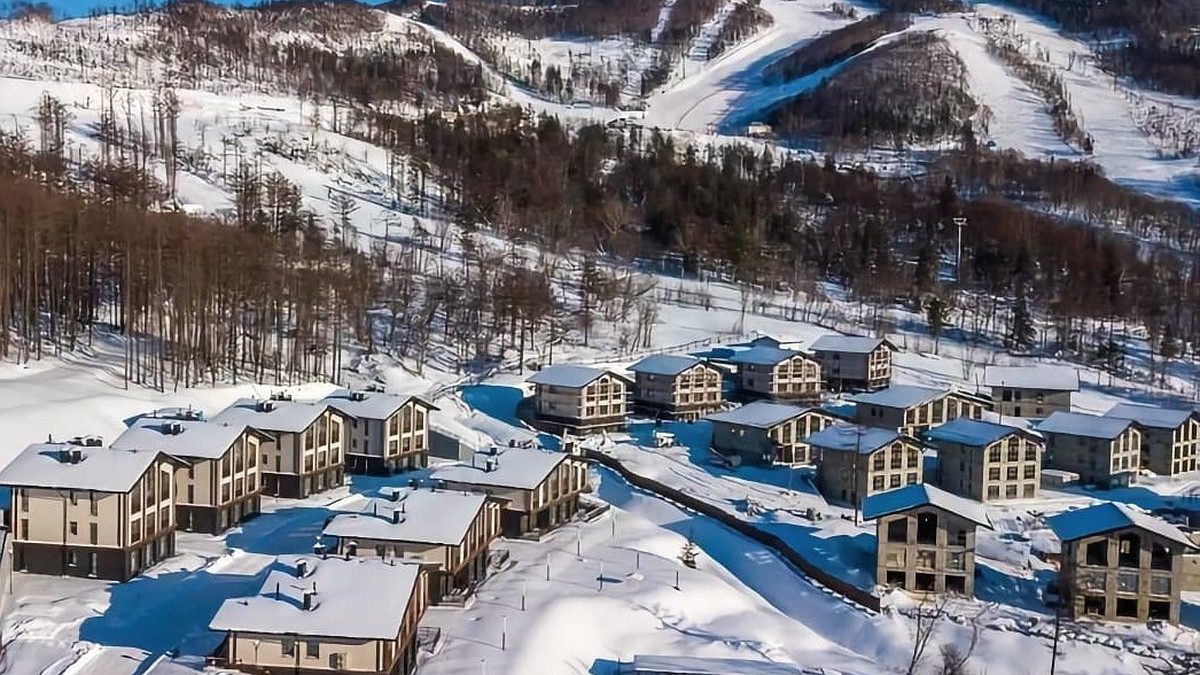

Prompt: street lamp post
[{"left": 952, "top": 216, "right": 967, "bottom": 284}]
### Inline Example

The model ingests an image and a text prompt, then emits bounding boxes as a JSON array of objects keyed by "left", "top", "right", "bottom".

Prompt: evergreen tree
[
  {"left": 924, "top": 294, "right": 952, "bottom": 354},
  {"left": 1006, "top": 284, "right": 1036, "bottom": 352}
]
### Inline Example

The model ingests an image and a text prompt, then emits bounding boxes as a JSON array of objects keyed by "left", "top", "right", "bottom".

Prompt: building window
[
  {"left": 947, "top": 551, "right": 965, "bottom": 571},
  {"left": 67, "top": 549, "right": 77, "bottom": 567},
  {"left": 19, "top": 518, "right": 28, "bottom": 539},
  {"left": 69, "top": 490, "right": 77, "bottom": 506},
  {"left": 872, "top": 476, "right": 885, "bottom": 491},
  {"left": 916, "top": 512, "right": 938, "bottom": 545},
  {"left": 306, "top": 641, "right": 320, "bottom": 659},
  {"left": 987, "top": 485, "right": 999, "bottom": 500},
  {"left": 1150, "top": 575, "right": 1172, "bottom": 596},
  {"left": 90, "top": 523, "right": 98, "bottom": 545},
  {"left": 905, "top": 472, "right": 918, "bottom": 485},
  {"left": 887, "top": 518, "right": 908, "bottom": 543},
  {"left": 1085, "top": 540, "right": 1108, "bottom": 566},
  {"left": 69, "top": 521, "right": 78, "bottom": 536},
  {"left": 890, "top": 474, "right": 902, "bottom": 488},
  {"left": 988, "top": 467, "right": 1001, "bottom": 481},
  {"left": 89, "top": 493, "right": 98, "bottom": 516},
  {"left": 1022, "top": 484, "right": 1035, "bottom": 498},
  {"left": 1023, "top": 465, "right": 1037, "bottom": 479},
  {"left": 282, "top": 638, "right": 297, "bottom": 657}
]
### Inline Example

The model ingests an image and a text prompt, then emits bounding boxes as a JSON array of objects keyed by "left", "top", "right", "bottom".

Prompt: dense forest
[
  {"left": 767, "top": 32, "right": 981, "bottom": 150},
  {"left": 707, "top": 0, "right": 771, "bottom": 61},
  {"left": 1003, "top": 0, "right": 1200, "bottom": 96},
  {"left": 762, "top": 13, "right": 910, "bottom": 84}
]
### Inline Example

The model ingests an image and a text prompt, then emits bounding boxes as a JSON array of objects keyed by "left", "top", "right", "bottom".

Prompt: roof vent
[
  {"left": 488, "top": 445, "right": 499, "bottom": 456},
  {"left": 349, "top": 391, "right": 367, "bottom": 402},
  {"left": 70, "top": 448, "right": 83, "bottom": 464},
  {"left": 270, "top": 391, "right": 293, "bottom": 402},
  {"left": 257, "top": 400, "right": 275, "bottom": 413},
  {"left": 485, "top": 458, "right": 497, "bottom": 473},
  {"left": 392, "top": 509, "right": 404, "bottom": 524},
  {"left": 296, "top": 559, "right": 309, "bottom": 578},
  {"left": 164, "top": 421, "right": 184, "bottom": 435},
  {"left": 302, "top": 590, "right": 316, "bottom": 611}
]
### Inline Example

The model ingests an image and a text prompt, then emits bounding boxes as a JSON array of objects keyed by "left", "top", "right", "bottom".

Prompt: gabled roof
[
  {"left": 925, "top": 418, "right": 1034, "bottom": 447},
  {"left": 706, "top": 401, "right": 812, "bottom": 429},
  {"left": 1036, "top": 411, "right": 1135, "bottom": 440},
  {"left": 1103, "top": 402, "right": 1197, "bottom": 430},
  {"left": 862, "top": 483, "right": 992, "bottom": 529},
  {"left": 806, "top": 424, "right": 905, "bottom": 454},
  {"left": 1047, "top": 502, "right": 1198, "bottom": 549},
  {"left": 526, "top": 364, "right": 619, "bottom": 388},
  {"left": 321, "top": 389, "right": 436, "bottom": 422},
  {"left": 112, "top": 418, "right": 248, "bottom": 460},
  {"left": 211, "top": 398, "right": 329, "bottom": 434},
  {"left": 432, "top": 446, "right": 567, "bottom": 491},
  {"left": 629, "top": 354, "right": 708, "bottom": 377},
  {"left": 809, "top": 335, "right": 896, "bottom": 354},
  {"left": 322, "top": 489, "right": 487, "bottom": 546},
  {"left": 0, "top": 443, "right": 167, "bottom": 493},
  {"left": 983, "top": 365, "right": 1079, "bottom": 391},
  {"left": 726, "top": 345, "right": 804, "bottom": 366},
  {"left": 850, "top": 384, "right": 948, "bottom": 409},
  {"left": 209, "top": 555, "right": 422, "bottom": 640}
]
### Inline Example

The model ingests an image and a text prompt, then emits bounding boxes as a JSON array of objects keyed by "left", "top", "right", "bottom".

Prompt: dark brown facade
[
  {"left": 178, "top": 496, "right": 262, "bottom": 535},
  {"left": 13, "top": 529, "right": 176, "bottom": 582},
  {"left": 263, "top": 466, "right": 344, "bottom": 500}
]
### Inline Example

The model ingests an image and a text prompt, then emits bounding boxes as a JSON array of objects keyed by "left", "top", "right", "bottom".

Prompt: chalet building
[
  {"left": 850, "top": 384, "right": 990, "bottom": 436},
  {"left": 726, "top": 346, "right": 822, "bottom": 403},
  {"left": 0, "top": 439, "right": 180, "bottom": 581},
  {"left": 322, "top": 488, "right": 501, "bottom": 603},
  {"left": 863, "top": 483, "right": 992, "bottom": 598},
  {"left": 809, "top": 336, "right": 897, "bottom": 391},
  {"left": 1048, "top": 502, "right": 1199, "bottom": 624},
  {"left": 322, "top": 389, "right": 438, "bottom": 475},
  {"left": 926, "top": 418, "right": 1044, "bottom": 502},
  {"left": 527, "top": 365, "right": 630, "bottom": 434},
  {"left": 112, "top": 409, "right": 264, "bottom": 535},
  {"left": 1038, "top": 411, "right": 1142, "bottom": 489},
  {"left": 627, "top": 354, "right": 724, "bottom": 420},
  {"left": 809, "top": 424, "right": 923, "bottom": 507},
  {"left": 209, "top": 556, "right": 428, "bottom": 675},
  {"left": 706, "top": 401, "right": 836, "bottom": 466},
  {"left": 983, "top": 365, "right": 1079, "bottom": 418},
  {"left": 1103, "top": 403, "right": 1199, "bottom": 477},
  {"left": 432, "top": 447, "right": 588, "bottom": 537},
  {"left": 212, "top": 395, "right": 345, "bottom": 500}
]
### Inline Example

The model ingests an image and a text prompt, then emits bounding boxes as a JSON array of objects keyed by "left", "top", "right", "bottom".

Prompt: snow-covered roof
[
  {"left": 1047, "top": 502, "right": 1198, "bottom": 549},
  {"left": 983, "top": 365, "right": 1079, "bottom": 391},
  {"left": 924, "top": 418, "right": 1030, "bottom": 447},
  {"left": 850, "top": 384, "right": 948, "bottom": 409},
  {"left": 809, "top": 335, "right": 894, "bottom": 354},
  {"left": 527, "top": 364, "right": 614, "bottom": 388},
  {"left": 322, "top": 489, "right": 486, "bottom": 546},
  {"left": 628, "top": 354, "right": 707, "bottom": 376},
  {"left": 211, "top": 397, "right": 328, "bottom": 434},
  {"left": 432, "top": 447, "right": 567, "bottom": 490},
  {"left": 111, "top": 418, "right": 247, "bottom": 460},
  {"left": 1103, "top": 402, "right": 1197, "bottom": 430},
  {"left": 209, "top": 556, "right": 422, "bottom": 640},
  {"left": 628, "top": 654, "right": 803, "bottom": 675},
  {"left": 0, "top": 443, "right": 165, "bottom": 492},
  {"left": 321, "top": 389, "right": 436, "bottom": 422},
  {"left": 806, "top": 424, "right": 904, "bottom": 454},
  {"left": 861, "top": 483, "right": 992, "bottom": 528},
  {"left": 1036, "top": 411, "right": 1134, "bottom": 440},
  {"left": 726, "top": 345, "right": 802, "bottom": 366},
  {"left": 706, "top": 401, "right": 809, "bottom": 429}
]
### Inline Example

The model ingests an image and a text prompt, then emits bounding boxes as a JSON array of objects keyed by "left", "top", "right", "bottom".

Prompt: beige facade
[
  {"left": 1139, "top": 418, "right": 1199, "bottom": 477},
  {"left": 339, "top": 398, "right": 433, "bottom": 474},
  {"left": 632, "top": 362, "right": 724, "bottom": 419},
  {"left": 812, "top": 340, "right": 895, "bottom": 391},
  {"left": 177, "top": 430, "right": 262, "bottom": 531},
  {"left": 874, "top": 506, "right": 982, "bottom": 598},
  {"left": 259, "top": 409, "right": 346, "bottom": 497},
  {"left": 991, "top": 388, "right": 1073, "bottom": 418},
  {"left": 1058, "top": 526, "right": 1192, "bottom": 623},
  {"left": 1043, "top": 426, "right": 1141, "bottom": 489},
  {"left": 735, "top": 354, "right": 822, "bottom": 402},
  {"left": 814, "top": 436, "right": 923, "bottom": 506},
  {"left": 709, "top": 407, "right": 836, "bottom": 466},
  {"left": 934, "top": 431, "right": 1043, "bottom": 503},
  {"left": 532, "top": 371, "right": 629, "bottom": 433},
  {"left": 436, "top": 455, "right": 590, "bottom": 537},
  {"left": 853, "top": 390, "right": 989, "bottom": 436},
  {"left": 11, "top": 453, "right": 177, "bottom": 580}
]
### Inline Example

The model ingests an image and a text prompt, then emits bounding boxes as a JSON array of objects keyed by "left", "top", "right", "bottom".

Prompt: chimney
[
  {"left": 392, "top": 509, "right": 402, "bottom": 524},
  {"left": 275, "top": 582, "right": 281, "bottom": 600},
  {"left": 401, "top": 502, "right": 406, "bottom": 514},
  {"left": 390, "top": 489, "right": 399, "bottom": 502},
  {"left": 296, "top": 559, "right": 308, "bottom": 577},
  {"left": 302, "top": 590, "right": 314, "bottom": 610},
  {"left": 70, "top": 449, "right": 83, "bottom": 464},
  {"left": 58, "top": 447, "right": 70, "bottom": 463},
  {"left": 372, "top": 502, "right": 378, "bottom": 517}
]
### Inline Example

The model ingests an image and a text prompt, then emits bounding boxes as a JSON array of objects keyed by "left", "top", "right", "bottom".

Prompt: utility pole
[{"left": 1049, "top": 607, "right": 1062, "bottom": 675}]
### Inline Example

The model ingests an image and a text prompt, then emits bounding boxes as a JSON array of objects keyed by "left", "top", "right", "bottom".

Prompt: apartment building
[
  {"left": 1039, "top": 411, "right": 1142, "bottom": 489},
  {"left": 926, "top": 418, "right": 1044, "bottom": 502},
  {"left": 863, "top": 483, "right": 992, "bottom": 598},
  {"left": 432, "top": 447, "right": 589, "bottom": 537},
  {"left": 527, "top": 365, "right": 630, "bottom": 434},
  {"left": 323, "top": 389, "right": 438, "bottom": 475},
  {"left": 212, "top": 395, "right": 345, "bottom": 499},
  {"left": 628, "top": 354, "right": 724, "bottom": 420},
  {"left": 983, "top": 365, "right": 1079, "bottom": 418},
  {"left": 809, "top": 335, "right": 897, "bottom": 391},
  {"left": 209, "top": 556, "right": 428, "bottom": 675},
  {"left": 727, "top": 346, "right": 822, "bottom": 403},
  {"left": 706, "top": 401, "right": 837, "bottom": 466},
  {"left": 850, "top": 385, "right": 990, "bottom": 436},
  {"left": 809, "top": 424, "right": 924, "bottom": 507},
  {"left": 0, "top": 439, "right": 180, "bottom": 581},
  {"left": 112, "top": 410, "right": 263, "bottom": 535},
  {"left": 322, "top": 488, "right": 501, "bottom": 603},
  {"left": 1048, "top": 502, "right": 1198, "bottom": 623},
  {"left": 1103, "top": 403, "right": 1199, "bottom": 477}
]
